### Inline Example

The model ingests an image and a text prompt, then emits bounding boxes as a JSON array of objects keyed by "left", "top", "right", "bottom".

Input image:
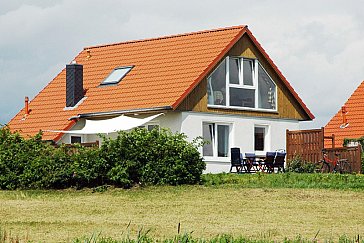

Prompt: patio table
[{"left": 242, "top": 154, "right": 266, "bottom": 173}]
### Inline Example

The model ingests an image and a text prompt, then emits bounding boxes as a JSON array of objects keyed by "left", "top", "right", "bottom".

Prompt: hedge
[{"left": 0, "top": 125, "right": 205, "bottom": 189}]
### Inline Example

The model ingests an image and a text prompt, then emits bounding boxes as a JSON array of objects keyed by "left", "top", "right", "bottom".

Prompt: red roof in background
[
  {"left": 7, "top": 25, "right": 313, "bottom": 141},
  {"left": 325, "top": 80, "right": 364, "bottom": 147}
]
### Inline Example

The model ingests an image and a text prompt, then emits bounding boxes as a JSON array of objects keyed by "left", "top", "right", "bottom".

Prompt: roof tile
[
  {"left": 325, "top": 80, "right": 364, "bottom": 147},
  {"left": 8, "top": 25, "right": 313, "bottom": 141}
]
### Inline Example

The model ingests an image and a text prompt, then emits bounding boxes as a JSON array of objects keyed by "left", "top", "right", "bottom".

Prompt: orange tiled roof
[
  {"left": 325, "top": 80, "right": 364, "bottom": 147},
  {"left": 8, "top": 25, "right": 313, "bottom": 141}
]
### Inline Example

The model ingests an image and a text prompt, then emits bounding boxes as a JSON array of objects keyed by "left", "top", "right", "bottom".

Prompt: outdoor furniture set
[{"left": 229, "top": 147, "right": 286, "bottom": 173}]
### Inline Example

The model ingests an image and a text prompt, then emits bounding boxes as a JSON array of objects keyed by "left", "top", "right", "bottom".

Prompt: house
[
  {"left": 325, "top": 80, "right": 364, "bottom": 147},
  {"left": 8, "top": 25, "right": 314, "bottom": 173}
]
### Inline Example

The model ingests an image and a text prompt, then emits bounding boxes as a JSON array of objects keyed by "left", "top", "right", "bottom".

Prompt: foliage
[
  {"left": 0, "top": 126, "right": 52, "bottom": 189},
  {"left": 0, "top": 125, "right": 205, "bottom": 189},
  {"left": 286, "top": 156, "right": 317, "bottom": 173},
  {"left": 100, "top": 128, "right": 205, "bottom": 188}
]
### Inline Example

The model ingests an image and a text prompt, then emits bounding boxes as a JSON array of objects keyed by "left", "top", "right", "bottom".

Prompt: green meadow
[{"left": 0, "top": 173, "right": 363, "bottom": 242}]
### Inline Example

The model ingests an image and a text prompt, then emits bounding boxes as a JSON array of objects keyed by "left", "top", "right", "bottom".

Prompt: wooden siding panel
[{"left": 176, "top": 34, "right": 309, "bottom": 120}]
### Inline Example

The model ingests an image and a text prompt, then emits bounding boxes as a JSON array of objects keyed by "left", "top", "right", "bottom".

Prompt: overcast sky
[{"left": 1, "top": 0, "right": 364, "bottom": 129}]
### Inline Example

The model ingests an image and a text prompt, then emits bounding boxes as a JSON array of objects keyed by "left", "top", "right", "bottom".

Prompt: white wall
[
  {"left": 58, "top": 111, "right": 299, "bottom": 174},
  {"left": 180, "top": 111, "right": 299, "bottom": 173}
]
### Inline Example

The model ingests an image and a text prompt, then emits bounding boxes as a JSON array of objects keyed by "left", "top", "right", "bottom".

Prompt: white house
[{"left": 8, "top": 25, "right": 314, "bottom": 173}]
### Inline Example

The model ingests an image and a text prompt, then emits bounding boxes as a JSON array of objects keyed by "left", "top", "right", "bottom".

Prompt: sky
[{"left": 1, "top": 0, "right": 364, "bottom": 129}]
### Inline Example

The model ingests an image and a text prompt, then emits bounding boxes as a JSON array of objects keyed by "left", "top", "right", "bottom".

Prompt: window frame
[
  {"left": 100, "top": 65, "right": 134, "bottom": 86},
  {"left": 207, "top": 57, "right": 277, "bottom": 112},
  {"left": 254, "top": 125, "right": 270, "bottom": 152},
  {"left": 70, "top": 135, "right": 82, "bottom": 144},
  {"left": 138, "top": 122, "right": 160, "bottom": 131},
  {"left": 202, "top": 122, "right": 232, "bottom": 159},
  {"left": 228, "top": 57, "right": 257, "bottom": 90}
]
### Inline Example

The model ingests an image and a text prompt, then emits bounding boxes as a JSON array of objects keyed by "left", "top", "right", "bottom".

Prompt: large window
[
  {"left": 207, "top": 59, "right": 226, "bottom": 106},
  {"left": 208, "top": 57, "right": 276, "bottom": 110},
  {"left": 202, "top": 122, "right": 230, "bottom": 157}
]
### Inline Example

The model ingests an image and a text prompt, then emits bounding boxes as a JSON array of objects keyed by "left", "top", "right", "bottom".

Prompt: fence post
[
  {"left": 332, "top": 134, "right": 335, "bottom": 148},
  {"left": 358, "top": 143, "right": 362, "bottom": 174},
  {"left": 286, "top": 129, "right": 290, "bottom": 160}
]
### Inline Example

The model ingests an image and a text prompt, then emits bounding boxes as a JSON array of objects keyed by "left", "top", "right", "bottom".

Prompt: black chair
[
  {"left": 263, "top": 152, "right": 276, "bottom": 173},
  {"left": 273, "top": 152, "right": 286, "bottom": 173},
  {"left": 244, "top": 153, "right": 257, "bottom": 173},
  {"left": 230, "top": 147, "right": 243, "bottom": 173}
]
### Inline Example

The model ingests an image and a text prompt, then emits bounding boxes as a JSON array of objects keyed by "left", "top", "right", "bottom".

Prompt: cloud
[{"left": 1, "top": 0, "right": 364, "bottom": 130}]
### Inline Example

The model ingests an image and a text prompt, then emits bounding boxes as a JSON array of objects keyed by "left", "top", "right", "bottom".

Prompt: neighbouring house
[
  {"left": 8, "top": 25, "right": 314, "bottom": 173},
  {"left": 325, "top": 80, "right": 364, "bottom": 147}
]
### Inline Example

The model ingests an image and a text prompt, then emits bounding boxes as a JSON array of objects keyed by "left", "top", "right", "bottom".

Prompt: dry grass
[{"left": 0, "top": 186, "right": 363, "bottom": 242}]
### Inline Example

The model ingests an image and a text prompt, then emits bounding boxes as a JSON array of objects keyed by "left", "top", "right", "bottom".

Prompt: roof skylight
[{"left": 101, "top": 66, "right": 133, "bottom": 85}]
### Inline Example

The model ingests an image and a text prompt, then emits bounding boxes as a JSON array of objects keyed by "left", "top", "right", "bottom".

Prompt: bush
[
  {"left": 0, "top": 126, "right": 54, "bottom": 189},
  {"left": 286, "top": 156, "right": 317, "bottom": 173},
  {"left": 0, "top": 125, "right": 205, "bottom": 189},
  {"left": 100, "top": 128, "right": 206, "bottom": 187}
]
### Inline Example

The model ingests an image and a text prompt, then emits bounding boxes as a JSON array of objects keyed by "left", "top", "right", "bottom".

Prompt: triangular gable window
[
  {"left": 207, "top": 57, "right": 276, "bottom": 111},
  {"left": 101, "top": 66, "right": 133, "bottom": 85}
]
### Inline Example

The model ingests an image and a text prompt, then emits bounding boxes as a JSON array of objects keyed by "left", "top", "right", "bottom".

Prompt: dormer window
[
  {"left": 207, "top": 57, "right": 276, "bottom": 111},
  {"left": 100, "top": 66, "right": 133, "bottom": 85}
]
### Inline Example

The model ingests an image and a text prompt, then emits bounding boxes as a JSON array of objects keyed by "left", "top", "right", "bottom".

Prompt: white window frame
[
  {"left": 202, "top": 122, "right": 232, "bottom": 159},
  {"left": 70, "top": 135, "right": 82, "bottom": 144},
  {"left": 138, "top": 122, "right": 160, "bottom": 131},
  {"left": 254, "top": 124, "right": 270, "bottom": 153},
  {"left": 228, "top": 57, "right": 257, "bottom": 89},
  {"left": 100, "top": 66, "right": 134, "bottom": 85},
  {"left": 207, "top": 56, "right": 277, "bottom": 112}
]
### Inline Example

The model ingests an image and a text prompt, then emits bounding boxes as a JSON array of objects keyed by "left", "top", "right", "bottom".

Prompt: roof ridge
[
  {"left": 343, "top": 80, "right": 364, "bottom": 105},
  {"left": 84, "top": 25, "right": 247, "bottom": 50}
]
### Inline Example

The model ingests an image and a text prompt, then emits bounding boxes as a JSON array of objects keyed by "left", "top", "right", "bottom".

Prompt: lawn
[{"left": 0, "top": 174, "right": 363, "bottom": 242}]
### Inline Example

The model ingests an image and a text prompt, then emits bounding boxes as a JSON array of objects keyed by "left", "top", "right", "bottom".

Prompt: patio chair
[
  {"left": 263, "top": 152, "right": 276, "bottom": 173},
  {"left": 244, "top": 153, "right": 258, "bottom": 173},
  {"left": 230, "top": 147, "right": 243, "bottom": 173},
  {"left": 273, "top": 152, "right": 286, "bottom": 173}
]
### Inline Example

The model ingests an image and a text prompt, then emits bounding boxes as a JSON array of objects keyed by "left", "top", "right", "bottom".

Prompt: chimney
[
  {"left": 24, "top": 96, "right": 29, "bottom": 115},
  {"left": 66, "top": 62, "right": 84, "bottom": 107}
]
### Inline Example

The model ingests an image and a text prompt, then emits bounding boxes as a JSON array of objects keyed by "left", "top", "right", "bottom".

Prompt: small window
[
  {"left": 71, "top": 136, "right": 82, "bottom": 144},
  {"left": 101, "top": 66, "right": 133, "bottom": 85},
  {"left": 147, "top": 125, "right": 159, "bottom": 131},
  {"left": 254, "top": 127, "right": 266, "bottom": 151},
  {"left": 229, "top": 58, "right": 240, "bottom": 85},
  {"left": 242, "top": 59, "right": 254, "bottom": 86}
]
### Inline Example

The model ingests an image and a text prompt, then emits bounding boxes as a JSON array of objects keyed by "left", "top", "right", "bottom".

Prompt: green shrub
[
  {"left": 100, "top": 128, "right": 205, "bottom": 187},
  {"left": 286, "top": 156, "right": 317, "bottom": 173},
  {"left": 0, "top": 126, "right": 53, "bottom": 189},
  {"left": 0, "top": 125, "right": 205, "bottom": 189}
]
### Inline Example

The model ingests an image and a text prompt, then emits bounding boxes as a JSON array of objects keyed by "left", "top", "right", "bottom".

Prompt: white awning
[{"left": 46, "top": 113, "right": 163, "bottom": 134}]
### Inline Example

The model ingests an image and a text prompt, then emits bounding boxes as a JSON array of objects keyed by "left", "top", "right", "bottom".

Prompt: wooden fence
[
  {"left": 324, "top": 145, "right": 362, "bottom": 173},
  {"left": 286, "top": 128, "right": 331, "bottom": 163},
  {"left": 286, "top": 128, "right": 361, "bottom": 173}
]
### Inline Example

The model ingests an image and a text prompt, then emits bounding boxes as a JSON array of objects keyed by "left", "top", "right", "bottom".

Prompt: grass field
[{"left": 0, "top": 173, "right": 363, "bottom": 242}]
